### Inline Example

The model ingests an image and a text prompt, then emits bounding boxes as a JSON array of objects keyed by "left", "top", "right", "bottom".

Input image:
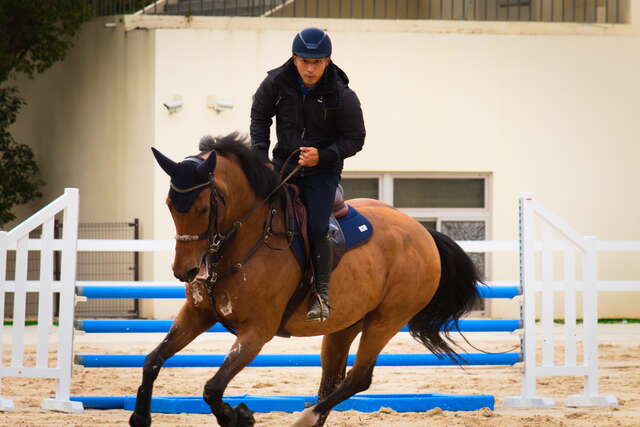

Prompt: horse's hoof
[
  {"left": 129, "top": 412, "right": 151, "bottom": 427},
  {"left": 215, "top": 401, "right": 238, "bottom": 427},
  {"left": 235, "top": 402, "right": 255, "bottom": 426}
]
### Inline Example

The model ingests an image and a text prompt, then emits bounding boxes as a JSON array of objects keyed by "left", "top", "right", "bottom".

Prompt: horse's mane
[{"left": 198, "top": 132, "right": 280, "bottom": 199}]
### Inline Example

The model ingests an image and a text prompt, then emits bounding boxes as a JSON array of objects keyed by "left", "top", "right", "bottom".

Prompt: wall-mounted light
[
  {"left": 163, "top": 96, "right": 183, "bottom": 114},
  {"left": 207, "top": 96, "right": 234, "bottom": 114}
]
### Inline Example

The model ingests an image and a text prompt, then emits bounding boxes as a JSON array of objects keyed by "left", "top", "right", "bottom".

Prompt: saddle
[{"left": 282, "top": 183, "right": 347, "bottom": 271}]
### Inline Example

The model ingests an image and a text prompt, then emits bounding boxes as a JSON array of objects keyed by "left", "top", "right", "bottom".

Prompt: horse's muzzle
[{"left": 174, "top": 267, "right": 199, "bottom": 283}]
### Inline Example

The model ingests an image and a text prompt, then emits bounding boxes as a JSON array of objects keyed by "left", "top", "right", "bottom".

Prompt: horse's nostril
[
  {"left": 174, "top": 268, "right": 199, "bottom": 283},
  {"left": 186, "top": 268, "right": 199, "bottom": 282}
]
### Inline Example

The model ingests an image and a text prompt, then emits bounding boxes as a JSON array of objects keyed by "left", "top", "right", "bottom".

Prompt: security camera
[
  {"left": 207, "top": 96, "right": 234, "bottom": 114},
  {"left": 215, "top": 99, "right": 234, "bottom": 110},
  {"left": 163, "top": 99, "right": 183, "bottom": 114}
]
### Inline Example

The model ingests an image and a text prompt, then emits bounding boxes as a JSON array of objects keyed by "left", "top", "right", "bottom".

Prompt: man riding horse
[{"left": 250, "top": 27, "right": 366, "bottom": 322}]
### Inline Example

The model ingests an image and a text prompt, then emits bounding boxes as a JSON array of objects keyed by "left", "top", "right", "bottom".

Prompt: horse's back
[
  {"left": 345, "top": 198, "right": 441, "bottom": 302},
  {"left": 285, "top": 198, "right": 441, "bottom": 337}
]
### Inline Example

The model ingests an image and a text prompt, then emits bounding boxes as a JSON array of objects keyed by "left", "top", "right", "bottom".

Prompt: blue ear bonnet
[{"left": 169, "top": 156, "right": 210, "bottom": 213}]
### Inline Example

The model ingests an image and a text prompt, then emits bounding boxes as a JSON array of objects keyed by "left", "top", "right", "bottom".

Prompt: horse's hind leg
[
  {"left": 292, "top": 319, "right": 404, "bottom": 427},
  {"left": 313, "top": 321, "right": 362, "bottom": 427},
  {"left": 129, "top": 302, "right": 216, "bottom": 427}
]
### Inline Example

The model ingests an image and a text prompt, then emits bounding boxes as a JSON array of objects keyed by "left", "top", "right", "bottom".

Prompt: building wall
[
  {"left": 9, "top": 7, "right": 640, "bottom": 319},
  {"left": 9, "top": 17, "right": 159, "bottom": 316},
  {"left": 10, "top": 18, "right": 155, "bottom": 225},
  {"left": 146, "top": 14, "right": 639, "bottom": 318}
]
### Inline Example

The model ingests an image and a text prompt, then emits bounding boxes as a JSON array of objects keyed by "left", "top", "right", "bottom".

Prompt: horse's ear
[
  {"left": 196, "top": 151, "right": 217, "bottom": 179},
  {"left": 151, "top": 147, "right": 178, "bottom": 177}
]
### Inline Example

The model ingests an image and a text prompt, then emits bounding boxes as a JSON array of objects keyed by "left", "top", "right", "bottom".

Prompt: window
[
  {"left": 341, "top": 177, "right": 379, "bottom": 200},
  {"left": 393, "top": 178, "right": 485, "bottom": 208}
]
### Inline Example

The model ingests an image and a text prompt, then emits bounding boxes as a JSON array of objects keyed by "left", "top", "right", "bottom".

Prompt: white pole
[
  {"left": 521, "top": 194, "right": 537, "bottom": 399},
  {"left": 36, "top": 219, "right": 55, "bottom": 368},
  {"left": 504, "top": 193, "right": 553, "bottom": 408},
  {"left": 42, "top": 188, "right": 83, "bottom": 412},
  {"left": 583, "top": 236, "right": 599, "bottom": 396},
  {"left": 0, "top": 231, "right": 15, "bottom": 411},
  {"left": 541, "top": 223, "right": 554, "bottom": 367},
  {"left": 563, "top": 242, "right": 577, "bottom": 367}
]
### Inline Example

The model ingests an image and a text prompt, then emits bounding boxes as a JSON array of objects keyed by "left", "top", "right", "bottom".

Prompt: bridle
[{"left": 173, "top": 150, "right": 301, "bottom": 292}]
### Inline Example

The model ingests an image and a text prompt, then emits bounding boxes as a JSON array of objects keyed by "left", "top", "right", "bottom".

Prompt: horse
[{"left": 129, "top": 133, "right": 481, "bottom": 427}]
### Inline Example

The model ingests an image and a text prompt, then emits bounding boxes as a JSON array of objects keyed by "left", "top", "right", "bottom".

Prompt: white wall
[
  {"left": 10, "top": 9, "right": 640, "bottom": 318},
  {"left": 147, "top": 15, "right": 639, "bottom": 318}
]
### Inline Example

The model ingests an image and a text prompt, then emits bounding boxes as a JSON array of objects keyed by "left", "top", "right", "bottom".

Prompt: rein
[{"left": 174, "top": 150, "right": 302, "bottom": 292}]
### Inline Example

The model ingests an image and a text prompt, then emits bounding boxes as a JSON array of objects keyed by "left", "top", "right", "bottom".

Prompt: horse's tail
[{"left": 407, "top": 229, "right": 481, "bottom": 365}]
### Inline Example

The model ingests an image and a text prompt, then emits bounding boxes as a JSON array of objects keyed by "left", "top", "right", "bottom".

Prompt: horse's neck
[{"left": 215, "top": 158, "right": 259, "bottom": 229}]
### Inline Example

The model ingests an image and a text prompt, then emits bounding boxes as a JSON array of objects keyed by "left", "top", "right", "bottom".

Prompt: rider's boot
[{"left": 307, "top": 236, "right": 333, "bottom": 322}]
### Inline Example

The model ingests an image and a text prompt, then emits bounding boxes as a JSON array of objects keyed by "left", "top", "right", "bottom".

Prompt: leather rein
[{"left": 174, "top": 151, "right": 301, "bottom": 296}]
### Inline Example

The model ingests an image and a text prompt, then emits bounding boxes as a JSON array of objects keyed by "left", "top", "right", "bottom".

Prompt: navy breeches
[{"left": 291, "top": 173, "right": 340, "bottom": 244}]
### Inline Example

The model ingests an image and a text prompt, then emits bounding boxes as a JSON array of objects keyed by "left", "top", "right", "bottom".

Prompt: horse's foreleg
[
  {"left": 129, "top": 302, "right": 215, "bottom": 427},
  {"left": 313, "top": 322, "right": 362, "bottom": 427},
  {"left": 203, "top": 332, "right": 268, "bottom": 427},
  {"left": 293, "top": 320, "right": 402, "bottom": 427}
]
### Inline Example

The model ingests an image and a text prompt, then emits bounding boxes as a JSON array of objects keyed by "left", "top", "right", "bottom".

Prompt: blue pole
[
  {"left": 76, "top": 319, "right": 521, "bottom": 334},
  {"left": 75, "top": 352, "right": 521, "bottom": 368},
  {"left": 76, "top": 285, "right": 521, "bottom": 299}
]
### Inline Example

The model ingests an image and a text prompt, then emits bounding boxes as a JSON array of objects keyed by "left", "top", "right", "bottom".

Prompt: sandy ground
[{"left": 1, "top": 324, "right": 638, "bottom": 426}]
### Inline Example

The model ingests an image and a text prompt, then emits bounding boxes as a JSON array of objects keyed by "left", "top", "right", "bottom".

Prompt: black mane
[{"left": 199, "top": 132, "right": 280, "bottom": 199}]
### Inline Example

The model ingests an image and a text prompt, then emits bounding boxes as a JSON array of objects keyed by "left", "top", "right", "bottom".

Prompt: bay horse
[{"left": 129, "top": 133, "right": 481, "bottom": 427}]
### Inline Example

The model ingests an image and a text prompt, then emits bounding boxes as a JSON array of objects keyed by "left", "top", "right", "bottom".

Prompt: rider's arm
[
  {"left": 317, "top": 89, "right": 366, "bottom": 168},
  {"left": 250, "top": 77, "right": 278, "bottom": 164}
]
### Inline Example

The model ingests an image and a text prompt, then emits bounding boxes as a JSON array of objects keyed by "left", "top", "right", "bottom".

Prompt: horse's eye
[{"left": 197, "top": 207, "right": 209, "bottom": 216}]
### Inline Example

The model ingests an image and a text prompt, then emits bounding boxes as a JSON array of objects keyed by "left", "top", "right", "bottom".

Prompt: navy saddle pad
[{"left": 291, "top": 205, "right": 373, "bottom": 269}]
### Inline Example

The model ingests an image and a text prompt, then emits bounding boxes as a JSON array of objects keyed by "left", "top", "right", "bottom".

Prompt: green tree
[{"left": 0, "top": 0, "right": 89, "bottom": 227}]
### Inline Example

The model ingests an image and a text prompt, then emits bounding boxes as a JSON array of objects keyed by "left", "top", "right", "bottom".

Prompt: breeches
[{"left": 291, "top": 173, "right": 340, "bottom": 244}]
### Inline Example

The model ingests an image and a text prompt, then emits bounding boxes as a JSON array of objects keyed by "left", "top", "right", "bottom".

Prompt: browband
[{"left": 170, "top": 179, "right": 211, "bottom": 193}]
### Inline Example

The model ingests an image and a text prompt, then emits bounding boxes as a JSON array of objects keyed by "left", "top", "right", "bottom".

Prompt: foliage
[
  {"left": 0, "top": 87, "right": 43, "bottom": 225},
  {"left": 0, "top": 0, "right": 89, "bottom": 226},
  {"left": 0, "top": 0, "right": 89, "bottom": 82}
]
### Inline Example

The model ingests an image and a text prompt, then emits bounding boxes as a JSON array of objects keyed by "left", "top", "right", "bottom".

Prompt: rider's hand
[{"left": 298, "top": 147, "right": 319, "bottom": 167}]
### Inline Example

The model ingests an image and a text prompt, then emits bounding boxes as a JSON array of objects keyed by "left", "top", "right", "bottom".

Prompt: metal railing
[
  {"left": 89, "top": 0, "right": 626, "bottom": 23},
  {"left": 3, "top": 219, "right": 140, "bottom": 319}
]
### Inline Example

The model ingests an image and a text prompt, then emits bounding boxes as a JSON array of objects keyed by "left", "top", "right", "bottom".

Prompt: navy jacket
[{"left": 250, "top": 59, "right": 366, "bottom": 176}]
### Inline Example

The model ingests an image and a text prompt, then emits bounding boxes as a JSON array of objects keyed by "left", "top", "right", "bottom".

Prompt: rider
[{"left": 250, "top": 27, "right": 366, "bottom": 322}]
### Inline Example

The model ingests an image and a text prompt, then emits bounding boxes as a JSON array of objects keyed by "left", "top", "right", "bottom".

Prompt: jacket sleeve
[
  {"left": 318, "top": 88, "right": 366, "bottom": 168},
  {"left": 250, "top": 76, "right": 278, "bottom": 163}
]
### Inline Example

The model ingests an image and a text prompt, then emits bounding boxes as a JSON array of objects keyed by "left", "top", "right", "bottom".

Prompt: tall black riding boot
[{"left": 307, "top": 236, "right": 334, "bottom": 322}]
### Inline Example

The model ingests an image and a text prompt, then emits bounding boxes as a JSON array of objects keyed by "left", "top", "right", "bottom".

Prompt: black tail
[{"left": 407, "top": 229, "right": 482, "bottom": 364}]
